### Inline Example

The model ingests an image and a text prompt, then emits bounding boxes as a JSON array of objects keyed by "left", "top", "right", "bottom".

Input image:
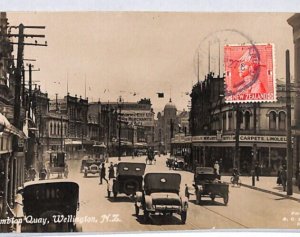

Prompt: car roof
[
  {"left": 195, "top": 167, "right": 215, "bottom": 174},
  {"left": 117, "top": 162, "right": 146, "bottom": 176},
  {"left": 144, "top": 173, "right": 181, "bottom": 192},
  {"left": 23, "top": 179, "right": 79, "bottom": 188}
]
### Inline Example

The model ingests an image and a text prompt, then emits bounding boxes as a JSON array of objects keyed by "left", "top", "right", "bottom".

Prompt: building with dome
[{"left": 154, "top": 99, "right": 189, "bottom": 153}]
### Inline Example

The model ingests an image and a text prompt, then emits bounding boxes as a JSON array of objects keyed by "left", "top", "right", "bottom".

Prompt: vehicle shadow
[
  {"left": 107, "top": 196, "right": 134, "bottom": 203},
  {"left": 82, "top": 175, "right": 99, "bottom": 178},
  {"left": 135, "top": 214, "right": 182, "bottom": 225},
  {"left": 189, "top": 199, "right": 226, "bottom": 206}
]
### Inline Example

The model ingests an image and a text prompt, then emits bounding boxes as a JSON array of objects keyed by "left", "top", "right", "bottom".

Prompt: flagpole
[
  {"left": 85, "top": 74, "right": 86, "bottom": 99},
  {"left": 67, "top": 72, "right": 69, "bottom": 94}
]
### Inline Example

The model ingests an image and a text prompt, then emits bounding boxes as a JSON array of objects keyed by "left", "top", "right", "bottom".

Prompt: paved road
[{"left": 65, "top": 155, "right": 300, "bottom": 232}]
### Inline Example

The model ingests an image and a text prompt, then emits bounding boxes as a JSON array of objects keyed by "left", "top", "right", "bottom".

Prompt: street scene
[{"left": 0, "top": 11, "right": 300, "bottom": 233}]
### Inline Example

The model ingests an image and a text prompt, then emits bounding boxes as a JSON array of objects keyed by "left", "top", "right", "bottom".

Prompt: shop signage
[{"left": 183, "top": 135, "right": 288, "bottom": 143}]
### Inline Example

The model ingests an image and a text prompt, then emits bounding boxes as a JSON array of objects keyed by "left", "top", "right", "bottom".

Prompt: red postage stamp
[{"left": 224, "top": 44, "right": 276, "bottom": 103}]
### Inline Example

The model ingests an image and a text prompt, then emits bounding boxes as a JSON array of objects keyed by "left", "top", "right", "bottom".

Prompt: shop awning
[{"left": 0, "top": 113, "right": 27, "bottom": 139}]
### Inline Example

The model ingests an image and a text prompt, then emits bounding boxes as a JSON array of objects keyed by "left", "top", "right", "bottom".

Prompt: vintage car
[
  {"left": 47, "top": 151, "right": 68, "bottom": 179},
  {"left": 135, "top": 173, "right": 188, "bottom": 224},
  {"left": 193, "top": 167, "right": 229, "bottom": 205},
  {"left": 21, "top": 180, "right": 82, "bottom": 232},
  {"left": 107, "top": 162, "right": 146, "bottom": 198},
  {"left": 166, "top": 156, "right": 186, "bottom": 170},
  {"left": 83, "top": 159, "right": 102, "bottom": 177}
]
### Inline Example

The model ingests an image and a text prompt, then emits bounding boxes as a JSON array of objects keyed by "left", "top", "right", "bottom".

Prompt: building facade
[{"left": 172, "top": 74, "right": 295, "bottom": 176}]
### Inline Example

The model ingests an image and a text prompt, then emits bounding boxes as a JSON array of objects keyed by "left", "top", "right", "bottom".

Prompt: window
[
  {"left": 54, "top": 123, "right": 56, "bottom": 135},
  {"left": 269, "top": 111, "right": 276, "bottom": 130},
  {"left": 50, "top": 123, "right": 53, "bottom": 135},
  {"left": 58, "top": 124, "right": 60, "bottom": 135},
  {"left": 245, "top": 111, "right": 251, "bottom": 130},
  {"left": 278, "top": 111, "right": 286, "bottom": 130},
  {"left": 228, "top": 112, "right": 233, "bottom": 130},
  {"left": 222, "top": 113, "right": 226, "bottom": 131}
]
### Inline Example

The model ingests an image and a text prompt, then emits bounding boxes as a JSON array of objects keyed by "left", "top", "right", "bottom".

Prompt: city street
[{"left": 63, "top": 155, "right": 300, "bottom": 232}]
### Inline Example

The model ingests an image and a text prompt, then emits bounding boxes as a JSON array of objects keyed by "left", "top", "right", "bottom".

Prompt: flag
[{"left": 157, "top": 93, "right": 164, "bottom": 98}]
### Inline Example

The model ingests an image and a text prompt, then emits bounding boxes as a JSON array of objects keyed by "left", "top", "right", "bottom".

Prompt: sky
[{"left": 6, "top": 12, "right": 294, "bottom": 114}]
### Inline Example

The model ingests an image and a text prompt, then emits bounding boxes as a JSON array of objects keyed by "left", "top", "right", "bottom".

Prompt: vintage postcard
[{"left": 0, "top": 10, "right": 300, "bottom": 235}]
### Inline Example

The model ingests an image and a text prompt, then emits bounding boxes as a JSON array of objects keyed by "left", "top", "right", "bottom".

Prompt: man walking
[
  {"left": 99, "top": 163, "right": 108, "bottom": 184},
  {"left": 108, "top": 162, "right": 115, "bottom": 180},
  {"left": 281, "top": 165, "right": 287, "bottom": 192},
  {"left": 254, "top": 162, "right": 260, "bottom": 181}
]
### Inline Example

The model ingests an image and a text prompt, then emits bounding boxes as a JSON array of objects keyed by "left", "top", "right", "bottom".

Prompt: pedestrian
[
  {"left": 108, "top": 162, "right": 115, "bottom": 180},
  {"left": 99, "top": 163, "right": 108, "bottom": 184},
  {"left": 281, "top": 165, "right": 287, "bottom": 192},
  {"left": 254, "top": 162, "right": 260, "bottom": 181},
  {"left": 219, "top": 158, "right": 223, "bottom": 174},
  {"left": 276, "top": 167, "right": 282, "bottom": 185},
  {"left": 214, "top": 161, "right": 220, "bottom": 175}
]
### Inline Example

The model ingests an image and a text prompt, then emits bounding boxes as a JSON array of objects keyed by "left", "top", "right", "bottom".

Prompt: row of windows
[
  {"left": 211, "top": 110, "right": 287, "bottom": 131},
  {"left": 49, "top": 122, "right": 68, "bottom": 136}
]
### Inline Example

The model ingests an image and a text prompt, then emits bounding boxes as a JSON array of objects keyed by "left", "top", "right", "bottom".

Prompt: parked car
[
  {"left": 134, "top": 173, "right": 188, "bottom": 224},
  {"left": 166, "top": 157, "right": 174, "bottom": 168},
  {"left": 166, "top": 156, "right": 187, "bottom": 170},
  {"left": 21, "top": 180, "right": 82, "bottom": 232},
  {"left": 107, "top": 162, "right": 146, "bottom": 198},
  {"left": 83, "top": 159, "right": 102, "bottom": 177},
  {"left": 193, "top": 167, "right": 229, "bottom": 205}
]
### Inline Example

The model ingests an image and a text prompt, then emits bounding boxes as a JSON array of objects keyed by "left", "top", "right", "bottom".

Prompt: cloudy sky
[{"left": 7, "top": 12, "right": 294, "bottom": 113}]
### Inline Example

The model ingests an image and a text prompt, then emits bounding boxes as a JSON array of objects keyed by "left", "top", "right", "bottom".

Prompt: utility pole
[
  {"left": 252, "top": 103, "right": 257, "bottom": 186},
  {"left": 61, "top": 115, "right": 64, "bottom": 151},
  {"left": 235, "top": 104, "right": 241, "bottom": 171},
  {"left": 0, "top": 23, "right": 46, "bottom": 222},
  {"left": 118, "top": 97, "right": 123, "bottom": 161},
  {"left": 286, "top": 50, "right": 293, "bottom": 196}
]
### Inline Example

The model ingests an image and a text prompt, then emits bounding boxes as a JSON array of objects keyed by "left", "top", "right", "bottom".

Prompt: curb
[{"left": 240, "top": 183, "right": 300, "bottom": 202}]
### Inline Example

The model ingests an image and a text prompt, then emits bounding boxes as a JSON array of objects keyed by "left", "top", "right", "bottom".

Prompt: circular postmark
[{"left": 193, "top": 29, "right": 262, "bottom": 99}]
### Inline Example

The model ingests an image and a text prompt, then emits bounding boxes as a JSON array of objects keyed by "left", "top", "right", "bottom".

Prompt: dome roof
[{"left": 164, "top": 98, "right": 177, "bottom": 110}]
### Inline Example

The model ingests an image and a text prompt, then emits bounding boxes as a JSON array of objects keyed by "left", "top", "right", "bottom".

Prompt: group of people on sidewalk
[{"left": 99, "top": 162, "right": 116, "bottom": 184}]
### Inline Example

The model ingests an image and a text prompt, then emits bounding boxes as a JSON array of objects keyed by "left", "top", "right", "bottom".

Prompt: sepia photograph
[{"left": 0, "top": 8, "right": 300, "bottom": 234}]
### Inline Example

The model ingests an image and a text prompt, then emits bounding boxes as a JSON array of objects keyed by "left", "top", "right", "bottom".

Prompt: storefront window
[
  {"left": 269, "top": 111, "right": 276, "bottom": 130},
  {"left": 278, "top": 111, "right": 286, "bottom": 130}
]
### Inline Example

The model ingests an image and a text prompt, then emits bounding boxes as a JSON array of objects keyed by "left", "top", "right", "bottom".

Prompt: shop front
[{"left": 173, "top": 134, "right": 288, "bottom": 176}]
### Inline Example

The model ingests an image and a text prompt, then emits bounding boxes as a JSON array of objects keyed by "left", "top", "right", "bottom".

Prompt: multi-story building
[
  {"left": 49, "top": 94, "right": 89, "bottom": 159},
  {"left": 155, "top": 99, "right": 179, "bottom": 153},
  {"left": 0, "top": 12, "right": 28, "bottom": 226},
  {"left": 99, "top": 98, "right": 154, "bottom": 156},
  {"left": 172, "top": 73, "right": 295, "bottom": 176}
]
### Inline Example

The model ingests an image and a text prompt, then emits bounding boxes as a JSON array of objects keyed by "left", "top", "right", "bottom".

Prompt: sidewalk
[{"left": 222, "top": 175, "right": 300, "bottom": 202}]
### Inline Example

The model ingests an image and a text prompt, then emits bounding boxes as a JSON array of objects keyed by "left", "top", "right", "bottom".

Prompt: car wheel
[
  {"left": 210, "top": 194, "right": 215, "bottom": 201},
  {"left": 196, "top": 193, "right": 201, "bottom": 205},
  {"left": 144, "top": 210, "right": 150, "bottom": 223},
  {"left": 123, "top": 179, "right": 139, "bottom": 195},
  {"left": 223, "top": 194, "right": 229, "bottom": 205},
  {"left": 74, "top": 223, "right": 83, "bottom": 232},
  {"left": 181, "top": 211, "right": 187, "bottom": 224},
  {"left": 135, "top": 204, "right": 139, "bottom": 216}
]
